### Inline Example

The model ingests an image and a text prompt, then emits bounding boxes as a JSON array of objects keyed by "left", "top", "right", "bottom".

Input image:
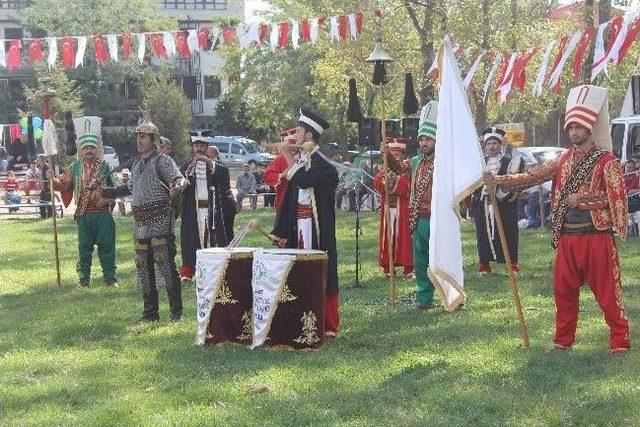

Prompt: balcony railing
[
  {"left": 161, "top": 0, "right": 227, "bottom": 10},
  {"left": 0, "top": 1, "right": 32, "bottom": 9}
]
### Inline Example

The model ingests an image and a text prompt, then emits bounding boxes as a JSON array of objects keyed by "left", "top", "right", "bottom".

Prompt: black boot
[{"left": 140, "top": 290, "right": 159, "bottom": 322}]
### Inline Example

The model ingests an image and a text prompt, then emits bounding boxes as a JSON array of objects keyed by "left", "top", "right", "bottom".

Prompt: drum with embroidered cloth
[
  {"left": 195, "top": 247, "right": 254, "bottom": 346},
  {"left": 250, "top": 248, "right": 327, "bottom": 350}
]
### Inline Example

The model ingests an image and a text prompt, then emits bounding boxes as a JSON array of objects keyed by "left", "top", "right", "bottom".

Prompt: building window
[
  {"left": 204, "top": 75, "right": 221, "bottom": 99},
  {"left": 161, "top": 0, "right": 227, "bottom": 10},
  {"left": 4, "top": 28, "right": 23, "bottom": 40},
  {"left": 0, "top": 1, "right": 32, "bottom": 9}
]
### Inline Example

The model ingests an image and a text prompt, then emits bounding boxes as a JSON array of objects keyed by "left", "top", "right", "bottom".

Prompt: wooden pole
[
  {"left": 488, "top": 192, "right": 530, "bottom": 347},
  {"left": 380, "top": 84, "right": 395, "bottom": 307},
  {"left": 48, "top": 156, "right": 61, "bottom": 287},
  {"left": 42, "top": 95, "right": 61, "bottom": 287}
]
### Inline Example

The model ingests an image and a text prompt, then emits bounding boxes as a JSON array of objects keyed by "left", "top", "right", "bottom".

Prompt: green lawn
[{"left": 1, "top": 211, "right": 639, "bottom": 426}]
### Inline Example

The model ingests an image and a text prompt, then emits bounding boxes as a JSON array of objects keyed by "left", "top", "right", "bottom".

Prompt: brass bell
[{"left": 366, "top": 41, "right": 394, "bottom": 63}]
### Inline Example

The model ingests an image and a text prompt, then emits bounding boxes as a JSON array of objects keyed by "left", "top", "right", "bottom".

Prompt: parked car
[
  {"left": 205, "top": 136, "right": 276, "bottom": 167},
  {"left": 103, "top": 145, "right": 120, "bottom": 169},
  {"left": 513, "top": 146, "right": 565, "bottom": 169}
]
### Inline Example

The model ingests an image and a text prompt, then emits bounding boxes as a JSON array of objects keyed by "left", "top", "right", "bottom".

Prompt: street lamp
[{"left": 366, "top": 29, "right": 396, "bottom": 307}]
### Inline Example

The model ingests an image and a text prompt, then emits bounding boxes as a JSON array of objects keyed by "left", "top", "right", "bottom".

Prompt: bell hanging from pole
[{"left": 366, "top": 40, "right": 394, "bottom": 64}]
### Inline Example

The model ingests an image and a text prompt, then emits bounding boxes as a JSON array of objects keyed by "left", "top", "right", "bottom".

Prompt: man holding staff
[{"left": 485, "top": 85, "right": 630, "bottom": 355}]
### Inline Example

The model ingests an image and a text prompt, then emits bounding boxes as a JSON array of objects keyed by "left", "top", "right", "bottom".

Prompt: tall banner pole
[
  {"left": 488, "top": 192, "right": 530, "bottom": 347},
  {"left": 380, "top": 85, "right": 395, "bottom": 307},
  {"left": 37, "top": 79, "right": 61, "bottom": 287}
]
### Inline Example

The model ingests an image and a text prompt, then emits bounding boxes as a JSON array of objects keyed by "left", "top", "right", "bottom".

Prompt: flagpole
[
  {"left": 380, "top": 85, "right": 396, "bottom": 307},
  {"left": 488, "top": 192, "right": 530, "bottom": 347},
  {"left": 36, "top": 78, "right": 61, "bottom": 288}
]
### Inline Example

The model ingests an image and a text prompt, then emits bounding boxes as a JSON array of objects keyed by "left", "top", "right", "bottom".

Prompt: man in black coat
[
  {"left": 270, "top": 108, "right": 340, "bottom": 338},
  {"left": 179, "top": 139, "right": 231, "bottom": 281},
  {"left": 473, "top": 127, "right": 525, "bottom": 275}
]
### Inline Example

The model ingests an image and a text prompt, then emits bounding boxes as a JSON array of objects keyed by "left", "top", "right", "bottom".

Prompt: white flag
[
  {"left": 462, "top": 49, "right": 487, "bottom": 89},
  {"left": 187, "top": 29, "right": 199, "bottom": 52},
  {"left": 329, "top": 16, "right": 339, "bottom": 41},
  {"left": 163, "top": 32, "right": 176, "bottom": 57},
  {"left": 46, "top": 37, "right": 57, "bottom": 70},
  {"left": 237, "top": 24, "right": 254, "bottom": 49},
  {"left": 291, "top": 20, "right": 300, "bottom": 49},
  {"left": 547, "top": 31, "right": 581, "bottom": 90},
  {"left": 482, "top": 53, "right": 501, "bottom": 101},
  {"left": 250, "top": 249, "right": 296, "bottom": 349},
  {"left": 496, "top": 53, "right": 517, "bottom": 103},
  {"left": 136, "top": 33, "right": 146, "bottom": 63},
  {"left": 310, "top": 18, "right": 321, "bottom": 44},
  {"left": 269, "top": 23, "right": 279, "bottom": 50},
  {"left": 75, "top": 37, "right": 87, "bottom": 68},
  {"left": 42, "top": 119, "right": 59, "bottom": 157},
  {"left": 0, "top": 41, "right": 5, "bottom": 68},
  {"left": 348, "top": 13, "right": 358, "bottom": 39},
  {"left": 429, "top": 38, "right": 484, "bottom": 312},
  {"left": 533, "top": 40, "right": 556, "bottom": 97},
  {"left": 591, "top": 21, "right": 610, "bottom": 81},
  {"left": 194, "top": 249, "right": 233, "bottom": 345},
  {"left": 107, "top": 35, "right": 118, "bottom": 62}
]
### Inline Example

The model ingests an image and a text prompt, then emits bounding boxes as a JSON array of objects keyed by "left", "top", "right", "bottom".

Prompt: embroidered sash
[
  {"left": 74, "top": 161, "right": 105, "bottom": 220},
  {"left": 409, "top": 157, "right": 434, "bottom": 231}
]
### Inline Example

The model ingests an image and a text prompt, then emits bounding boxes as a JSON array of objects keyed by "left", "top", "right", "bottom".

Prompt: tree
[{"left": 142, "top": 74, "right": 193, "bottom": 161}]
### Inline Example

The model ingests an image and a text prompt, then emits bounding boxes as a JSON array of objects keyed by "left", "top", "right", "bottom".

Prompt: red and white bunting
[
  {"left": 28, "top": 39, "right": 44, "bottom": 64},
  {"left": 548, "top": 31, "right": 581, "bottom": 93},
  {"left": 46, "top": 37, "right": 57, "bottom": 70},
  {"left": 462, "top": 49, "right": 487, "bottom": 89},
  {"left": 75, "top": 37, "right": 87, "bottom": 68},
  {"left": 483, "top": 53, "right": 502, "bottom": 102},
  {"left": 572, "top": 28, "right": 594, "bottom": 83},
  {"left": 533, "top": 40, "right": 556, "bottom": 97},
  {"left": 61, "top": 37, "right": 75, "bottom": 68}
]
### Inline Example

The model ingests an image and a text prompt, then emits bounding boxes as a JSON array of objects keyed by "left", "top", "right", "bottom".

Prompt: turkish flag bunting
[
  {"left": 259, "top": 23, "right": 269, "bottom": 45},
  {"left": 606, "top": 17, "right": 623, "bottom": 53},
  {"left": 61, "top": 37, "right": 75, "bottom": 68},
  {"left": 28, "top": 39, "right": 44, "bottom": 64},
  {"left": 150, "top": 34, "right": 168, "bottom": 58},
  {"left": 222, "top": 27, "right": 237, "bottom": 44},
  {"left": 617, "top": 18, "right": 640, "bottom": 64},
  {"left": 122, "top": 34, "right": 132, "bottom": 60},
  {"left": 197, "top": 28, "right": 210, "bottom": 50},
  {"left": 338, "top": 15, "right": 348, "bottom": 41},
  {"left": 494, "top": 54, "right": 511, "bottom": 89},
  {"left": 8, "top": 40, "right": 22, "bottom": 72},
  {"left": 278, "top": 22, "right": 290, "bottom": 48},
  {"left": 572, "top": 28, "right": 595, "bottom": 82},
  {"left": 301, "top": 20, "right": 311, "bottom": 42},
  {"left": 512, "top": 47, "right": 538, "bottom": 92},
  {"left": 355, "top": 12, "right": 363, "bottom": 34},
  {"left": 93, "top": 35, "right": 109, "bottom": 63},
  {"left": 547, "top": 36, "right": 568, "bottom": 81},
  {"left": 175, "top": 30, "right": 190, "bottom": 58}
]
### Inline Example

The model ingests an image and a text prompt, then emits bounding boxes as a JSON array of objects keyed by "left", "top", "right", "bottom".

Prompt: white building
[
  {"left": 0, "top": 0, "right": 245, "bottom": 125},
  {"left": 160, "top": 0, "right": 245, "bottom": 124}
]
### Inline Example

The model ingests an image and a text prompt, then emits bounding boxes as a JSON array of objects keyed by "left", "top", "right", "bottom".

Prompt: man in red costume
[
  {"left": 373, "top": 137, "right": 413, "bottom": 276},
  {"left": 486, "top": 85, "right": 630, "bottom": 355},
  {"left": 263, "top": 128, "right": 300, "bottom": 215}
]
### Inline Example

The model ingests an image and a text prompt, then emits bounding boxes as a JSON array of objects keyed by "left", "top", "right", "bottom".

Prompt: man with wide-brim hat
[
  {"left": 50, "top": 117, "right": 120, "bottom": 287},
  {"left": 103, "top": 120, "right": 187, "bottom": 322}
]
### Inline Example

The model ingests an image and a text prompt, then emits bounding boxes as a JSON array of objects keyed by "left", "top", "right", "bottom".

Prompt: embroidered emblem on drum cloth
[
  {"left": 237, "top": 311, "right": 253, "bottom": 341},
  {"left": 293, "top": 311, "right": 320, "bottom": 345},
  {"left": 278, "top": 284, "right": 297, "bottom": 303},
  {"left": 215, "top": 280, "right": 238, "bottom": 305}
]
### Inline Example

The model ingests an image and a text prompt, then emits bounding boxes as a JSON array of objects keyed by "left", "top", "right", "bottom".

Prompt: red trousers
[
  {"left": 554, "top": 233, "right": 630, "bottom": 350},
  {"left": 325, "top": 293, "right": 340, "bottom": 336}
]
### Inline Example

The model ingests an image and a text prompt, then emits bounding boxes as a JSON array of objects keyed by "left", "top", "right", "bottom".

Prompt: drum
[
  {"left": 257, "top": 249, "right": 328, "bottom": 350},
  {"left": 195, "top": 247, "right": 253, "bottom": 346}
]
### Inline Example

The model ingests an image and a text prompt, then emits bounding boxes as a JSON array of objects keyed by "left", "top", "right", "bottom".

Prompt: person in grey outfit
[
  {"left": 103, "top": 122, "right": 187, "bottom": 322},
  {"left": 236, "top": 163, "right": 257, "bottom": 210}
]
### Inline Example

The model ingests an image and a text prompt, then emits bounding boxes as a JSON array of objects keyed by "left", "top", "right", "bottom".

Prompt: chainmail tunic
[{"left": 130, "top": 152, "right": 183, "bottom": 240}]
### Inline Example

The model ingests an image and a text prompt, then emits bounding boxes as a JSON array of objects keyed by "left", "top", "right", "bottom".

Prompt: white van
[{"left": 206, "top": 136, "right": 275, "bottom": 167}]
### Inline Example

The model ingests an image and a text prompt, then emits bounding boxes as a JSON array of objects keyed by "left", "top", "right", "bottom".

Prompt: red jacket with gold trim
[{"left": 498, "top": 146, "right": 628, "bottom": 238}]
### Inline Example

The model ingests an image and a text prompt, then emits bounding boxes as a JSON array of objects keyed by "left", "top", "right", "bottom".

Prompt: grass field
[{"left": 1, "top": 210, "right": 639, "bottom": 426}]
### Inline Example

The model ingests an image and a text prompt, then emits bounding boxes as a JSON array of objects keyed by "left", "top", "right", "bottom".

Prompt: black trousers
[{"left": 134, "top": 234, "right": 182, "bottom": 320}]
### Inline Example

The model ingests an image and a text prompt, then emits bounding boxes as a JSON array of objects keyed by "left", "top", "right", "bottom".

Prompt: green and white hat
[
  {"left": 79, "top": 133, "right": 99, "bottom": 149},
  {"left": 73, "top": 116, "right": 103, "bottom": 159},
  {"left": 418, "top": 101, "right": 438, "bottom": 139}
]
